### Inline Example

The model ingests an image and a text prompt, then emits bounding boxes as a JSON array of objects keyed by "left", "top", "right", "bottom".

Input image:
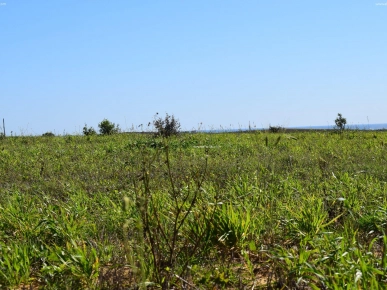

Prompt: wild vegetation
[
  {"left": 335, "top": 113, "right": 347, "bottom": 134},
  {"left": 1, "top": 128, "right": 387, "bottom": 289},
  {"left": 153, "top": 113, "right": 181, "bottom": 138}
]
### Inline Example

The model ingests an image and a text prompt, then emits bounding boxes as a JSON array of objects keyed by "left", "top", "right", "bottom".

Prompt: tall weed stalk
[{"left": 127, "top": 141, "right": 217, "bottom": 289}]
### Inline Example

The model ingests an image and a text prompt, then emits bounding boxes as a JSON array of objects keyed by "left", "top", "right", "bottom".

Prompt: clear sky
[{"left": 1, "top": 0, "right": 386, "bottom": 135}]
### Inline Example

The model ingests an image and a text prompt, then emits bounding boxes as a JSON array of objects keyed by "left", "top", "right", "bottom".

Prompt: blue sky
[{"left": 1, "top": 0, "right": 386, "bottom": 135}]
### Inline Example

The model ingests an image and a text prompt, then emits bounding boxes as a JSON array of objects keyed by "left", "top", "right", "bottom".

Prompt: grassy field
[{"left": 1, "top": 130, "right": 387, "bottom": 289}]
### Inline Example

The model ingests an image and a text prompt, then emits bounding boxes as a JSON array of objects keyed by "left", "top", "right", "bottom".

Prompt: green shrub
[
  {"left": 42, "top": 132, "right": 55, "bottom": 137},
  {"left": 98, "top": 119, "right": 120, "bottom": 135},
  {"left": 153, "top": 113, "right": 181, "bottom": 138},
  {"left": 335, "top": 113, "right": 347, "bottom": 133},
  {"left": 268, "top": 125, "right": 284, "bottom": 133},
  {"left": 82, "top": 124, "right": 96, "bottom": 136}
]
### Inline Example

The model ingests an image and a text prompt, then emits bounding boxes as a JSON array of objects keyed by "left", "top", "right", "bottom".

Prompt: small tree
[
  {"left": 98, "top": 119, "right": 120, "bottom": 135},
  {"left": 83, "top": 124, "right": 97, "bottom": 136},
  {"left": 335, "top": 113, "right": 347, "bottom": 133},
  {"left": 153, "top": 113, "right": 181, "bottom": 137}
]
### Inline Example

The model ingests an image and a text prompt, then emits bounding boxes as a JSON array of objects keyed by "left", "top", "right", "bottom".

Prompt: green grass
[{"left": 1, "top": 130, "right": 387, "bottom": 289}]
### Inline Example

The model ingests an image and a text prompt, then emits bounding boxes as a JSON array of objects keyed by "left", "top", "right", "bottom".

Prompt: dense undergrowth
[{"left": 1, "top": 130, "right": 387, "bottom": 289}]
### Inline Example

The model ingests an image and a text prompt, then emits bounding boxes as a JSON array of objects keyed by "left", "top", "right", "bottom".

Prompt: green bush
[
  {"left": 335, "top": 113, "right": 347, "bottom": 133},
  {"left": 268, "top": 125, "right": 284, "bottom": 133},
  {"left": 82, "top": 124, "right": 96, "bottom": 136},
  {"left": 42, "top": 132, "right": 55, "bottom": 137},
  {"left": 98, "top": 119, "right": 120, "bottom": 135},
  {"left": 153, "top": 113, "right": 181, "bottom": 137}
]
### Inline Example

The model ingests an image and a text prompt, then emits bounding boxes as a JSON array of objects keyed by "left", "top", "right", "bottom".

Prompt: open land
[{"left": 1, "top": 130, "right": 387, "bottom": 289}]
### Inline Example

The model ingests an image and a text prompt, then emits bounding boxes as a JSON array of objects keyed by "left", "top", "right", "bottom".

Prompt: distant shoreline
[
  {"left": 4, "top": 124, "right": 387, "bottom": 137},
  {"left": 194, "top": 124, "right": 387, "bottom": 134}
]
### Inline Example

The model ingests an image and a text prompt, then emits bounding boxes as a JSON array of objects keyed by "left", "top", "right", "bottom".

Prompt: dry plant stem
[
  {"left": 139, "top": 148, "right": 164, "bottom": 284},
  {"left": 137, "top": 142, "right": 214, "bottom": 288},
  {"left": 174, "top": 273, "right": 200, "bottom": 290},
  {"left": 164, "top": 144, "right": 209, "bottom": 283}
]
